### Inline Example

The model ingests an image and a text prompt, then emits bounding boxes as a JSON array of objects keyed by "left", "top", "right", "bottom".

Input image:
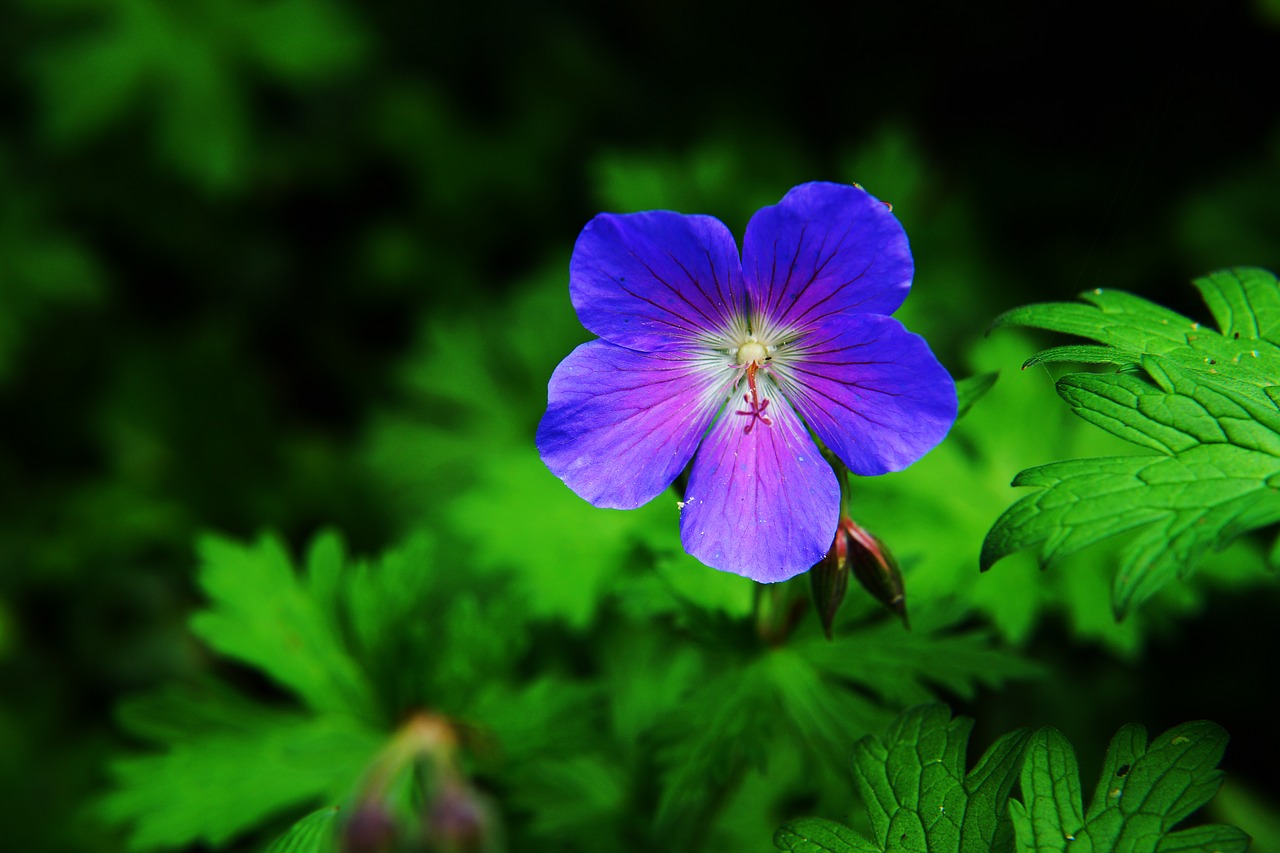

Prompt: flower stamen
[{"left": 735, "top": 361, "right": 774, "bottom": 433}]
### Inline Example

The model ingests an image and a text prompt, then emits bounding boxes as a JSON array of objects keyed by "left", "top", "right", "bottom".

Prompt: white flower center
[{"left": 735, "top": 340, "right": 768, "bottom": 365}]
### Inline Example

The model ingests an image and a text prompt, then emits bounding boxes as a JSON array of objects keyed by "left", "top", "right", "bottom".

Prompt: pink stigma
[{"left": 735, "top": 361, "right": 773, "bottom": 434}]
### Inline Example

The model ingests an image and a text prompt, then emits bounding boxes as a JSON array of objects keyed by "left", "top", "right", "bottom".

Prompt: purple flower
[{"left": 536, "top": 182, "right": 956, "bottom": 583}]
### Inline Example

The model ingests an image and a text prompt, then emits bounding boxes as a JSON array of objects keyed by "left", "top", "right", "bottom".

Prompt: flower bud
[
  {"left": 810, "top": 525, "right": 851, "bottom": 640},
  {"left": 811, "top": 518, "right": 908, "bottom": 636},
  {"left": 342, "top": 800, "right": 398, "bottom": 853},
  {"left": 426, "top": 782, "right": 492, "bottom": 852},
  {"left": 843, "top": 520, "right": 908, "bottom": 628}
]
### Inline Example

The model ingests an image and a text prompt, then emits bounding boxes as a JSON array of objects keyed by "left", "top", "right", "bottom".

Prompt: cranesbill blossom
[{"left": 536, "top": 182, "right": 957, "bottom": 582}]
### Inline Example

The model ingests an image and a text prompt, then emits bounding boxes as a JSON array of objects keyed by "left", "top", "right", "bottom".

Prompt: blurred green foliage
[
  {"left": 97, "top": 530, "right": 1037, "bottom": 851},
  {"left": 1, "top": 0, "right": 1278, "bottom": 851}
]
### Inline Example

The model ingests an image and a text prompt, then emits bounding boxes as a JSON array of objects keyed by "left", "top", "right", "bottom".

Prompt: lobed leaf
[
  {"left": 985, "top": 267, "right": 1280, "bottom": 613},
  {"left": 1007, "top": 728, "right": 1085, "bottom": 851},
  {"left": 850, "top": 705, "right": 1029, "bottom": 853},
  {"left": 101, "top": 531, "right": 546, "bottom": 850},
  {"left": 265, "top": 806, "right": 341, "bottom": 853},
  {"left": 98, "top": 713, "right": 378, "bottom": 850},
  {"left": 775, "top": 708, "right": 1250, "bottom": 853},
  {"left": 774, "top": 705, "right": 1030, "bottom": 853},
  {"left": 774, "top": 818, "right": 881, "bottom": 853},
  {"left": 1010, "top": 720, "right": 1249, "bottom": 852},
  {"left": 189, "top": 534, "right": 377, "bottom": 720}
]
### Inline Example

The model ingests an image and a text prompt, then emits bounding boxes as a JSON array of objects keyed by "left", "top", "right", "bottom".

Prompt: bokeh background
[{"left": 3, "top": 0, "right": 1280, "bottom": 850}]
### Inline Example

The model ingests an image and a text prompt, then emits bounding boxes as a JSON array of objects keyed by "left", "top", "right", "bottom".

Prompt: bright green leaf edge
[
  {"left": 1009, "top": 721, "right": 1250, "bottom": 852},
  {"left": 775, "top": 706, "right": 1249, "bottom": 853},
  {"left": 983, "top": 267, "right": 1280, "bottom": 615}
]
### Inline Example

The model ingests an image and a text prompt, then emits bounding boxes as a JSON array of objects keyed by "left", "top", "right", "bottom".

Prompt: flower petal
[
  {"left": 741, "top": 182, "right": 912, "bottom": 332},
  {"left": 680, "top": 393, "right": 839, "bottom": 582},
  {"left": 773, "top": 314, "right": 957, "bottom": 476},
  {"left": 570, "top": 211, "right": 747, "bottom": 352},
  {"left": 537, "top": 339, "right": 734, "bottom": 509}
]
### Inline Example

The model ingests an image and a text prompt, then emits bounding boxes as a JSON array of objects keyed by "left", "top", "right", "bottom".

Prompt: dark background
[{"left": 2, "top": 1, "right": 1278, "bottom": 849}]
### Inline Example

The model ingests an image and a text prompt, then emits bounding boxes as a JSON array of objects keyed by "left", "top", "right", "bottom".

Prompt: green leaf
[
  {"left": 1010, "top": 721, "right": 1250, "bottom": 852},
  {"left": 1007, "top": 728, "right": 1083, "bottom": 851},
  {"left": 189, "top": 534, "right": 377, "bottom": 720},
  {"left": 102, "top": 530, "right": 543, "bottom": 850},
  {"left": 265, "top": 806, "right": 341, "bottom": 853},
  {"left": 985, "top": 267, "right": 1280, "bottom": 613},
  {"left": 99, "top": 710, "right": 378, "bottom": 850},
  {"left": 29, "top": 0, "right": 367, "bottom": 190},
  {"left": 775, "top": 705, "right": 1030, "bottom": 853},
  {"left": 774, "top": 817, "right": 881, "bottom": 852},
  {"left": 659, "top": 626, "right": 1038, "bottom": 847},
  {"left": 796, "top": 623, "right": 1043, "bottom": 710},
  {"left": 851, "top": 705, "right": 1030, "bottom": 853},
  {"left": 1195, "top": 266, "right": 1280, "bottom": 343},
  {"left": 777, "top": 710, "right": 1249, "bottom": 853}
]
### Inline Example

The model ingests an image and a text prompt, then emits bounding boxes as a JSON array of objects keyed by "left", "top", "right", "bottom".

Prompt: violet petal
[
  {"left": 571, "top": 211, "right": 746, "bottom": 352},
  {"left": 741, "top": 182, "right": 912, "bottom": 331},
  {"left": 774, "top": 314, "right": 957, "bottom": 476},
  {"left": 680, "top": 392, "right": 839, "bottom": 582},
  {"left": 537, "top": 339, "right": 734, "bottom": 509}
]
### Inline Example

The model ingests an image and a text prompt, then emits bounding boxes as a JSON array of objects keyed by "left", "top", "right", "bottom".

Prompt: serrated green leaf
[
  {"left": 985, "top": 440, "right": 1280, "bottom": 613},
  {"left": 994, "top": 270, "right": 1280, "bottom": 386},
  {"left": 1194, "top": 267, "right": 1280, "bottom": 343},
  {"left": 115, "top": 680, "right": 296, "bottom": 744},
  {"left": 1021, "top": 344, "right": 1140, "bottom": 368},
  {"left": 1007, "top": 728, "right": 1083, "bottom": 851},
  {"left": 992, "top": 289, "right": 1191, "bottom": 360},
  {"left": 797, "top": 624, "right": 1043, "bottom": 709},
  {"left": 102, "top": 528, "right": 548, "bottom": 850},
  {"left": 849, "top": 704, "right": 1030, "bottom": 853},
  {"left": 656, "top": 627, "right": 1039, "bottom": 847},
  {"left": 653, "top": 655, "right": 779, "bottom": 833},
  {"left": 189, "top": 534, "right": 377, "bottom": 720},
  {"left": 774, "top": 817, "right": 881, "bottom": 852},
  {"left": 986, "top": 268, "right": 1280, "bottom": 613},
  {"left": 265, "top": 806, "right": 341, "bottom": 853},
  {"left": 99, "top": 713, "right": 379, "bottom": 850},
  {"left": 1011, "top": 720, "right": 1249, "bottom": 853}
]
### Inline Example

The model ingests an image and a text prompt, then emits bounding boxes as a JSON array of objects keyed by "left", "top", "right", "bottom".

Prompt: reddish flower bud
[
  {"left": 810, "top": 525, "right": 852, "bottom": 639},
  {"left": 843, "top": 520, "right": 908, "bottom": 628},
  {"left": 811, "top": 518, "right": 908, "bottom": 637}
]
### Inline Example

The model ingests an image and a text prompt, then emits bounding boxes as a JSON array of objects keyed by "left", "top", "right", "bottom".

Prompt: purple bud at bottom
[
  {"left": 426, "top": 784, "right": 490, "bottom": 852},
  {"left": 342, "top": 801, "right": 399, "bottom": 853}
]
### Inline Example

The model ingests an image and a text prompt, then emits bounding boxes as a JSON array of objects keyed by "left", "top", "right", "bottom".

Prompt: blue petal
[
  {"left": 571, "top": 211, "right": 747, "bottom": 352},
  {"left": 773, "top": 314, "right": 957, "bottom": 476},
  {"left": 680, "top": 392, "right": 839, "bottom": 582},
  {"left": 741, "top": 182, "right": 912, "bottom": 331},
  {"left": 537, "top": 339, "right": 734, "bottom": 509}
]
